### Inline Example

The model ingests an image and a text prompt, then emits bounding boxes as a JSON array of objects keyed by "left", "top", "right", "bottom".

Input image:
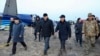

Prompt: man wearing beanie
[{"left": 55, "top": 15, "right": 71, "bottom": 53}]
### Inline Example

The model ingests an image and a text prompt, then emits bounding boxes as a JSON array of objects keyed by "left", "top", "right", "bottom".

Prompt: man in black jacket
[
  {"left": 6, "top": 17, "right": 15, "bottom": 46},
  {"left": 55, "top": 15, "right": 71, "bottom": 52},
  {"left": 39, "top": 13, "right": 54, "bottom": 55},
  {"left": 92, "top": 15, "right": 100, "bottom": 41},
  {"left": 32, "top": 16, "right": 41, "bottom": 41}
]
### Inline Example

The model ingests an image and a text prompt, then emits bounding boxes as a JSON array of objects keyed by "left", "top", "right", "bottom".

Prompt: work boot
[
  {"left": 34, "top": 38, "right": 37, "bottom": 41},
  {"left": 5, "top": 43, "right": 10, "bottom": 47},
  {"left": 62, "top": 48, "right": 66, "bottom": 53},
  {"left": 91, "top": 44, "right": 95, "bottom": 47},
  {"left": 11, "top": 53, "right": 15, "bottom": 55},
  {"left": 44, "top": 51, "right": 47, "bottom": 56},
  {"left": 84, "top": 51, "right": 89, "bottom": 55},
  {"left": 34, "top": 36, "right": 37, "bottom": 41},
  {"left": 10, "top": 52, "right": 16, "bottom": 56},
  {"left": 9, "top": 54, "right": 15, "bottom": 56},
  {"left": 58, "top": 49, "right": 63, "bottom": 56},
  {"left": 80, "top": 44, "right": 82, "bottom": 47},
  {"left": 24, "top": 46, "right": 27, "bottom": 51}
]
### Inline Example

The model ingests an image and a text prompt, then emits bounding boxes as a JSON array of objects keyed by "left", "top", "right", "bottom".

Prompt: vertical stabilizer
[{"left": 3, "top": 0, "right": 17, "bottom": 16}]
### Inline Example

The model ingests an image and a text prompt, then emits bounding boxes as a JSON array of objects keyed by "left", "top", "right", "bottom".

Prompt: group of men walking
[
  {"left": 4, "top": 13, "right": 100, "bottom": 56},
  {"left": 32, "top": 13, "right": 71, "bottom": 55},
  {"left": 75, "top": 13, "right": 100, "bottom": 55}
]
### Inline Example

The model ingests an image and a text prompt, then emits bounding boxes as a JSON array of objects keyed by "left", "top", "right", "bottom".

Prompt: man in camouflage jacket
[{"left": 82, "top": 14, "right": 99, "bottom": 55}]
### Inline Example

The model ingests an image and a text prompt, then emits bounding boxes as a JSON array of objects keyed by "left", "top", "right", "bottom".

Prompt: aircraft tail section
[{"left": 3, "top": 0, "right": 17, "bottom": 16}]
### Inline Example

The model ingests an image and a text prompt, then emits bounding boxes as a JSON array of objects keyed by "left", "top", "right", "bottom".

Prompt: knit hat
[
  {"left": 60, "top": 15, "right": 65, "bottom": 18},
  {"left": 43, "top": 13, "right": 48, "bottom": 17}
]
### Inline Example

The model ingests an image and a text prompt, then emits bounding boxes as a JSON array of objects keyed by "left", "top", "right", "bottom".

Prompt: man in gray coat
[{"left": 11, "top": 17, "right": 27, "bottom": 55}]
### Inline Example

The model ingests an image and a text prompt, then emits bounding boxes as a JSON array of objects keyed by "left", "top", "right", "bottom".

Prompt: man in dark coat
[
  {"left": 6, "top": 17, "right": 15, "bottom": 46},
  {"left": 39, "top": 13, "right": 54, "bottom": 55},
  {"left": 55, "top": 15, "right": 71, "bottom": 52},
  {"left": 92, "top": 15, "right": 100, "bottom": 40},
  {"left": 32, "top": 16, "right": 41, "bottom": 41},
  {"left": 75, "top": 18, "right": 83, "bottom": 47},
  {"left": 11, "top": 17, "right": 27, "bottom": 55}
]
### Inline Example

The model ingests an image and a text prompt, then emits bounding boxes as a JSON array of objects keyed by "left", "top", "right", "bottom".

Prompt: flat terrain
[{"left": 0, "top": 25, "right": 100, "bottom": 56}]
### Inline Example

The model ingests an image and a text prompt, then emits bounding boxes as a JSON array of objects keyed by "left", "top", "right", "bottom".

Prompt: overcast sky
[{"left": 0, "top": 0, "right": 100, "bottom": 21}]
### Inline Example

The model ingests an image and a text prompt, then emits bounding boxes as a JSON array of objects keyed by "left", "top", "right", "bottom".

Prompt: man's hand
[
  {"left": 68, "top": 37, "right": 71, "bottom": 40},
  {"left": 96, "top": 33, "right": 99, "bottom": 36},
  {"left": 53, "top": 32, "right": 58, "bottom": 39},
  {"left": 19, "top": 35, "right": 22, "bottom": 38},
  {"left": 82, "top": 31, "right": 84, "bottom": 34},
  {"left": 37, "top": 32, "right": 40, "bottom": 35},
  {"left": 69, "top": 37, "right": 71, "bottom": 38}
]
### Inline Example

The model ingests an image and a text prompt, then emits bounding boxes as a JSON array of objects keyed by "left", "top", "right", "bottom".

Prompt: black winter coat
[
  {"left": 39, "top": 19, "right": 54, "bottom": 37},
  {"left": 32, "top": 20, "right": 41, "bottom": 33},
  {"left": 75, "top": 22, "right": 83, "bottom": 34},
  {"left": 55, "top": 21, "right": 71, "bottom": 40}
]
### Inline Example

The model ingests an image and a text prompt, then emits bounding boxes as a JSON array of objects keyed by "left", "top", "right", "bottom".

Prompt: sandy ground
[{"left": 0, "top": 25, "right": 100, "bottom": 56}]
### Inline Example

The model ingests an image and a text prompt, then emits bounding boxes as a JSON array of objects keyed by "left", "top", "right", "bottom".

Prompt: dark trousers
[
  {"left": 44, "top": 37, "right": 50, "bottom": 53},
  {"left": 12, "top": 42, "right": 27, "bottom": 54},
  {"left": 7, "top": 33, "right": 12, "bottom": 43},
  {"left": 34, "top": 32, "right": 41, "bottom": 41},
  {"left": 60, "top": 39, "right": 66, "bottom": 49},
  {"left": 75, "top": 33, "right": 82, "bottom": 46}
]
